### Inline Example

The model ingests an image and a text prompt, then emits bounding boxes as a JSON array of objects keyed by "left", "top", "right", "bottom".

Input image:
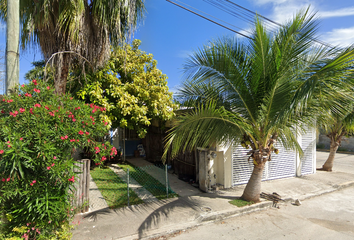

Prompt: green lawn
[
  {"left": 90, "top": 167, "right": 144, "bottom": 208},
  {"left": 229, "top": 198, "right": 254, "bottom": 207},
  {"left": 118, "top": 163, "right": 178, "bottom": 200}
]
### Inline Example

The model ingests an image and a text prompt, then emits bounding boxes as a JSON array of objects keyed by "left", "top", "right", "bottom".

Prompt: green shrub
[{"left": 0, "top": 79, "right": 117, "bottom": 239}]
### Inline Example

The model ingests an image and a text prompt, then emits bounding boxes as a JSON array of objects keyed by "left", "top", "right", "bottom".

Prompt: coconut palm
[
  {"left": 0, "top": 0, "right": 145, "bottom": 94},
  {"left": 318, "top": 109, "right": 354, "bottom": 171},
  {"left": 163, "top": 11, "right": 354, "bottom": 202}
]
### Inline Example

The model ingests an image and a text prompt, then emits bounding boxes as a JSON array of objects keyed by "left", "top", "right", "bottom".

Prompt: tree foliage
[
  {"left": 0, "top": 79, "right": 116, "bottom": 238},
  {"left": 77, "top": 39, "right": 178, "bottom": 138},
  {"left": 164, "top": 10, "right": 354, "bottom": 202},
  {"left": 0, "top": 0, "right": 145, "bottom": 94}
]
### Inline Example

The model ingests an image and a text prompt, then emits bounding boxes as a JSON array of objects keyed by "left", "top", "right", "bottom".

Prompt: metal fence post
[
  {"left": 127, "top": 168, "right": 130, "bottom": 207},
  {"left": 165, "top": 164, "right": 169, "bottom": 198}
]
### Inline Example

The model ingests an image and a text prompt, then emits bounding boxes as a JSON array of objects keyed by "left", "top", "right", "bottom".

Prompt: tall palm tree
[
  {"left": 318, "top": 110, "right": 354, "bottom": 171},
  {"left": 163, "top": 11, "right": 354, "bottom": 203},
  {"left": 0, "top": 0, "right": 145, "bottom": 94}
]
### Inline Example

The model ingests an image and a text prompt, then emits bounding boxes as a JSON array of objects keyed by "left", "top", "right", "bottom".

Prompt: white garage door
[{"left": 232, "top": 128, "right": 315, "bottom": 186}]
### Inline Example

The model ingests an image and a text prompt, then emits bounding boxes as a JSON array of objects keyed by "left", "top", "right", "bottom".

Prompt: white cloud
[
  {"left": 319, "top": 7, "right": 354, "bottom": 19},
  {"left": 252, "top": 0, "right": 289, "bottom": 5},
  {"left": 322, "top": 26, "right": 354, "bottom": 47},
  {"left": 251, "top": 0, "right": 354, "bottom": 23}
]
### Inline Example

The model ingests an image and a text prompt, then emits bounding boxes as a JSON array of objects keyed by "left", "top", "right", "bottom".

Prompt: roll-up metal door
[
  {"left": 232, "top": 145, "right": 254, "bottom": 185},
  {"left": 232, "top": 143, "right": 297, "bottom": 186},
  {"left": 267, "top": 142, "right": 296, "bottom": 180},
  {"left": 301, "top": 127, "right": 316, "bottom": 175}
]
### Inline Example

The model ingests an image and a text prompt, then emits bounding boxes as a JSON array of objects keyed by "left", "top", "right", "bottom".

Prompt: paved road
[{"left": 159, "top": 185, "right": 354, "bottom": 240}]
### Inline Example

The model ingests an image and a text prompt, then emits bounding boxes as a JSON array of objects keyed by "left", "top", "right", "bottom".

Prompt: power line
[
  {"left": 167, "top": 0, "right": 336, "bottom": 49},
  {"left": 166, "top": 0, "right": 252, "bottom": 39},
  {"left": 173, "top": 0, "right": 253, "bottom": 36}
]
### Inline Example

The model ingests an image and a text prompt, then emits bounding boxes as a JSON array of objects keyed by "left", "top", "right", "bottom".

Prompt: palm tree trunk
[
  {"left": 6, "top": 0, "right": 20, "bottom": 95},
  {"left": 54, "top": 53, "right": 70, "bottom": 95},
  {"left": 322, "top": 139, "right": 339, "bottom": 171},
  {"left": 241, "top": 161, "right": 265, "bottom": 203}
]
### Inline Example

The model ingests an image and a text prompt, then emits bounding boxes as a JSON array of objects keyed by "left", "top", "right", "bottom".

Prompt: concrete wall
[{"left": 317, "top": 134, "right": 354, "bottom": 152}]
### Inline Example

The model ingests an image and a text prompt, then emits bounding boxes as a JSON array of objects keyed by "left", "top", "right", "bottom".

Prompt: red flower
[
  {"left": 101, "top": 156, "right": 107, "bottom": 161},
  {"left": 72, "top": 118, "right": 76, "bottom": 122},
  {"left": 0, "top": 150, "right": 4, "bottom": 154},
  {"left": 53, "top": 156, "right": 57, "bottom": 160},
  {"left": 20, "top": 138, "right": 23, "bottom": 141},
  {"left": 51, "top": 163, "right": 55, "bottom": 167},
  {"left": 68, "top": 176, "right": 75, "bottom": 182},
  {"left": 30, "top": 183, "right": 33, "bottom": 186},
  {"left": 30, "top": 108, "right": 34, "bottom": 114},
  {"left": 7, "top": 99, "right": 13, "bottom": 103},
  {"left": 34, "top": 103, "right": 41, "bottom": 108},
  {"left": 33, "top": 79, "right": 38, "bottom": 85},
  {"left": 47, "top": 166, "right": 51, "bottom": 170},
  {"left": 19, "top": 108, "right": 25, "bottom": 113},
  {"left": 6, "top": 177, "right": 10, "bottom": 182},
  {"left": 46, "top": 86, "right": 50, "bottom": 90},
  {"left": 32, "top": 180, "right": 36, "bottom": 184},
  {"left": 78, "top": 130, "right": 84, "bottom": 135},
  {"left": 1, "top": 110, "right": 4, "bottom": 113},
  {"left": 60, "top": 136, "right": 65, "bottom": 140},
  {"left": 33, "top": 88, "right": 40, "bottom": 93},
  {"left": 85, "top": 131, "right": 89, "bottom": 135},
  {"left": 45, "top": 106, "right": 49, "bottom": 110},
  {"left": 21, "top": 84, "right": 24, "bottom": 87},
  {"left": 7, "top": 145, "right": 11, "bottom": 148}
]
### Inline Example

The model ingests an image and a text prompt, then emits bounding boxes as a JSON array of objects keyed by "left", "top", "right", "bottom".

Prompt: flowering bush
[{"left": 0, "top": 80, "right": 116, "bottom": 239}]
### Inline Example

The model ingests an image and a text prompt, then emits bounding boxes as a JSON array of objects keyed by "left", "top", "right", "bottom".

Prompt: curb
[{"left": 116, "top": 181, "right": 354, "bottom": 240}]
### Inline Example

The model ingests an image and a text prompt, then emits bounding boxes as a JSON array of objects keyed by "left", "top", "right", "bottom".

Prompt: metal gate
[
  {"left": 301, "top": 127, "right": 316, "bottom": 175},
  {"left": 232, "top": 128, "right": 316, "bottom": 186},
  {"left": 232, "top": 142, "right": 296, "bottom": 186}
]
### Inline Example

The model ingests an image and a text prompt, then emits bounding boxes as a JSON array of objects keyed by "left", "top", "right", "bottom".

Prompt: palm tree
[
  {"left": 163, "top": 11, "right": 354, "bottom": 203},
  {"left": 318, "top": 110, "right": 354, "bottom": 171},
  {"left": 0, "top": 0, "right": 145, "bottom": 94}
]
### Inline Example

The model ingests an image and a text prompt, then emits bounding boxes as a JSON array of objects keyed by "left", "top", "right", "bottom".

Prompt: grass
[
  {"left": 118, "top": 163, "right": 178, "bottom": 200},
  {"left": 90, "top": 167, "right": 144, "bottom": 208},
  {"left": 229, "top": 198, "right": 254, "bottom": 207}
]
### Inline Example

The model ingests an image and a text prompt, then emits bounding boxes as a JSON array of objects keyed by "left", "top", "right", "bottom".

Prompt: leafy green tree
[
  {"left": 318, "top": 109, "right": 354, "bottom": 171},
  {"left": 77, "top": 39, "right": 178, "bottom": 138},
  {"left": 164, "top": 11, "right": 354, "bottom": 202},
  {"left": 0, "top": 0, "right": 145, "bottom": 94}
]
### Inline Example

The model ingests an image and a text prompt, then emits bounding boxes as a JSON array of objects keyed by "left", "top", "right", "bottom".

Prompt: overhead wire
[
  {"left": 166, "top": 0, "right": 253, "bottom": 39},
  {"left": 167, "top": 0, "right": 336, "bottom": 49},
  {"left": 172, "top": 0, "right": 254, "bottom": 36}
]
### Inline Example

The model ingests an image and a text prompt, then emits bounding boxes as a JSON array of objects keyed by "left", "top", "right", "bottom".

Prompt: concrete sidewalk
[{"left": 72, "top": 151, "right": 354, "bottom": 240}]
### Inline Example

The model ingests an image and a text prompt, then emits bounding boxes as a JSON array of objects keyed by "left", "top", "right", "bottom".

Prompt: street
[{"left": 159, "top": 185, "right": 354, "bottom": 240}]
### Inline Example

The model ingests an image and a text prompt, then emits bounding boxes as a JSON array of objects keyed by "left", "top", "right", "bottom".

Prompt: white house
[{"left": 197, "top": 127, "right": 317, "bottom": 191}]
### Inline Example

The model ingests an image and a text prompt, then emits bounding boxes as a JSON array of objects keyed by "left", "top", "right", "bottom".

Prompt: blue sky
[{"left": 1, "top": 0, "right": 354, "bottom": 93}]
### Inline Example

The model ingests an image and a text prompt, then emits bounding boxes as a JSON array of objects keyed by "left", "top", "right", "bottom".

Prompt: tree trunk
[
  {"left": 6, "top": 0, "right": 20, "bottom": 95},
  {"left": 241, "top": 161, "right": 265, "bottom": 203},
  {"left": 322, "top": 139, "right": 339, "bottom": 171},
  {"left": 54, "top": 53, "right": 71, "bottom": 95}
]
